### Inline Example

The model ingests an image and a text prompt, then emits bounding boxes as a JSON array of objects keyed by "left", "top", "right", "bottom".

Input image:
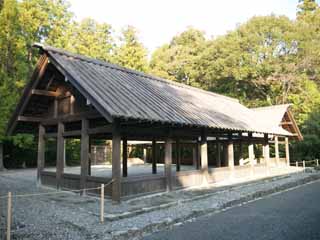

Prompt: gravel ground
[{"left": 0, "top": 169, "right": 319, "bottom": 240}]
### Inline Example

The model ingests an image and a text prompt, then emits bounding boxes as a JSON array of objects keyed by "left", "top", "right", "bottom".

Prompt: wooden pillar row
[
  {"left": 37, "top": 124, "right": 45, "bottom": 185},
  {"left": 80, "top": 119, "right": 89, "bottom": 195},
  {"left": 56, "top": 122, "right": 65, "bottom": 190}
]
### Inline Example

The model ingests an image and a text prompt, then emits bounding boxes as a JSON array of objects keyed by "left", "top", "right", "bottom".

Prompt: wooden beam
[
  {"left": 37, "top": 125, "right": 45, "bottom": 185},
  {"left": 88, "top": 125, "right": 112, "bottom": 135},
  {"left": 42, "top": 111, "right": 102, "bottom": 125},
  {"left": 122, "top": 137, "right": 128, "bottom": 177},
  {"left": 17, "top": 116, "right": 43, "bottom": 122},
  {"left": 80, "top": 119, "right": 89, "bottom": 195},
  {"left": 31, "top": 89, "right": 59, "bottom": 97},
  {"left": 281, "top": 121, "right": 293, "bottom": 125},
  {"left": 7, "top": 55, "right": 49, "bottom": 135},
  {"left": 164, "top": 138, "right": 173, "bottom": 192},
  {"left": 56, "top": 122, "right": 65, "bottom": 190},
  {"left": 63, "top": 130, "right": 81, "bottom": 137},
  {"left": 112, "top": 122, "right": 121, "bottom": 203}
]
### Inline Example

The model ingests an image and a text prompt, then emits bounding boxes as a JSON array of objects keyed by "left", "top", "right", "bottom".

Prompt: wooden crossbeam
[
  {"left": 31, "top": 89, "right": 59, "bottom": 97},
  {"left": 88, "top": 125, "right": 112, "bottom": 135},
  {"left": 281, "top": 121, "right": 293, "bottom": 125},
  {"left": 17, "top": 116, "right": 43, "bottom": 122}
]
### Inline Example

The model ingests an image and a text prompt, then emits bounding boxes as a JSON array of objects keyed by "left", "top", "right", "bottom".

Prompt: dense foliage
[{"left": 1, "top": 0, "right": 320, "bottom": 167}]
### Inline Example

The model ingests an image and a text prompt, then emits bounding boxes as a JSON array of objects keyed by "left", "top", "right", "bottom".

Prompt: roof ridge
[
  {"left": 34, "top": 43, "right": 239, "bottom": 103},
  {"left": 251, "top": 104, "right": 292, "bottom": 111}
]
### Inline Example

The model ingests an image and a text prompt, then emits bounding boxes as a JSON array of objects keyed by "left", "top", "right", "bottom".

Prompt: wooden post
[
  {"left": 56, "top": 122, "right": 65, "bottom": 190},
  {"left": 112, "top": 123, "right": 121, "bottom": 203},
  {"left": 122, "top": 137, "right": 128, "bottom": 177},
  {"left": 53, "top": 98, "right": 58, "bottom": 118},
  {"left": 192, "top": 146, "right": 197, "bottom": 168},
  {"left": 88, "top": 138, "right": 92, "bottom": 176},
  {"left": 317, "top": 159, "right": 319, "bottom": 167},
  {"left": 263, "top": 134, "right": 270, "bottom": 175},
  {"left": 285, "top": 137, "right": 290, "bottom": 166},
  {"left": 238, "top": 141, "right": 243, "bottom": 166},
  {"left": 70, "top": 95, "right": 75, "bottom": 115},
  {"left": 6, "top": 192, "right": 11, "bottom": 240},
  {"left": 227, "top": 141, "right": 234, "bottom": 170},
  {"left": 176, "top": 139, "right": 181, "bottom": 172},
  {"left": 80, "top": 119, "right": 89, "bottom": 195},
  {"left": 100, "top": 184, "right": 104, "bottom": 223},
  {"left": 164, "top": 138, "right": 173, "bottom": 191},
  {"left": 275, "top": 136, "right": 280, "bottom": 166},
  {"left": 200, "top": 133, "right": 208, "bottom": 172},
  {"left": 296, "top": 161, "right": 298, "bottom": 168},
  {"left": 200, "top": 132, "right": 209, "bottom": 185},
  {"left": 196, "top": 139, "right": 201, "bottom": 170},
  {"left": 152, "top": 139, "right": 157, "bottom": 174},
  {"left": 37, "top": 125, "right": 45, "bottom": 185},
  {"left": 248, "top": 133, "right": 254, "bottom": 176},
  {"left": 0, "top": 143, "right": 4, "bottom": 171},
  {"left": 143, "top": 147, "right": 147, "bottom": 163},
  {"left": 63, "top": 140, "right": 67, "bottom": 168},
  {"left": 216, "top": 141, "right": 221, "bottom": 167},
  {"left": 303, "top": 160, "right": 306, "bottom": 172}
]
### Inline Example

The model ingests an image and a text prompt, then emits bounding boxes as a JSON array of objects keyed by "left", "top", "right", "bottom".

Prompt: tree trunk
[{"left": 0, "top": 143, "right": 4, "bottom": 171}]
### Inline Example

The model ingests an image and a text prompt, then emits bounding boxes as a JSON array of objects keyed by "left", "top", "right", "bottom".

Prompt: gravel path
[{"left": 0, "top": 169, "right": 319, "bottom": 240}]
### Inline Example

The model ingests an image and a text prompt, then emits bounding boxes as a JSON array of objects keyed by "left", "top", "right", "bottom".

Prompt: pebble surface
[{"left": 0, "top": 169, "right": 319, "bottom": 240}]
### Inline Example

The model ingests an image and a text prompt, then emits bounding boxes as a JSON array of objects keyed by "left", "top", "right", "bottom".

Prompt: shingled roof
[
  {"left": 12, "top": 44, "right": 291, "bottom": 136},
  {"left": 252, "top": 104, "right": 303, "bottom": 140}
]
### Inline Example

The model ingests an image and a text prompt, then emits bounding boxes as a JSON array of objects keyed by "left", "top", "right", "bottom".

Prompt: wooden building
[{"left": 6, "top": 44, "right": 302, "bottom": 202}]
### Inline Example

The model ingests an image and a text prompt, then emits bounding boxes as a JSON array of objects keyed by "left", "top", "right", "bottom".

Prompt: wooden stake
[
  {"left": 317, "top": 159, "right": 319, "bottom": 167},
  {"left": 296, "top": 161, "right": 298, "bottom": 168},
  {"left": 100, "top": 184, "right": 104, "bottom": 223},
  {"left": 7, "top": 192, "right": 11, "bottom": 240},
  {"left": 303, "top": 160, "right": 306, "bottom": 172}
]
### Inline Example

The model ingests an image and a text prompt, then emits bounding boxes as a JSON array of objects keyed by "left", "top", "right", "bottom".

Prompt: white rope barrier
[
  {"left": 0, "top": 180, "right": 113, "bottom": 200},
  {"left": 0, "top": 180, "right": 113, "bottom": 238}
]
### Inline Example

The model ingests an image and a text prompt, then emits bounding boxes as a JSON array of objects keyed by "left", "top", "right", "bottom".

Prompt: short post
[
  {"left": 7, "top": 192, "right": 12, "bottom": 240},
  {"left": 317, "top": 159, "right": 319, "bottom": 167},
  {"left": 296, "top": 161, "right": 298, "bottom": 168},
  {"left": 303, "top": 160, "right": 306, "bottom": 172},
  {"left": 100, "top": 184, "right": 104, "bottom": 223}
]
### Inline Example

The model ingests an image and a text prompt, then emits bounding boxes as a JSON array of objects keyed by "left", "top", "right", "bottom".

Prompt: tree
[
  {"left": 114, "top": 26, "right": 148, "bottom": 72},
  {"left": 150, "top": 27, "right": 206, "bottom": 87},
  {"left": 62, "top": 18, "right": 114, "bottom": 62},
  {"left": 297, "top": 0, "right": 318, "bottom": 18}
]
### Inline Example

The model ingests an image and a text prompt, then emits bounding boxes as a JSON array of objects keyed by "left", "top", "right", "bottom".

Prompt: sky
[{"left": 68, "top": 0, "right": 300, "bottom": 53}]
